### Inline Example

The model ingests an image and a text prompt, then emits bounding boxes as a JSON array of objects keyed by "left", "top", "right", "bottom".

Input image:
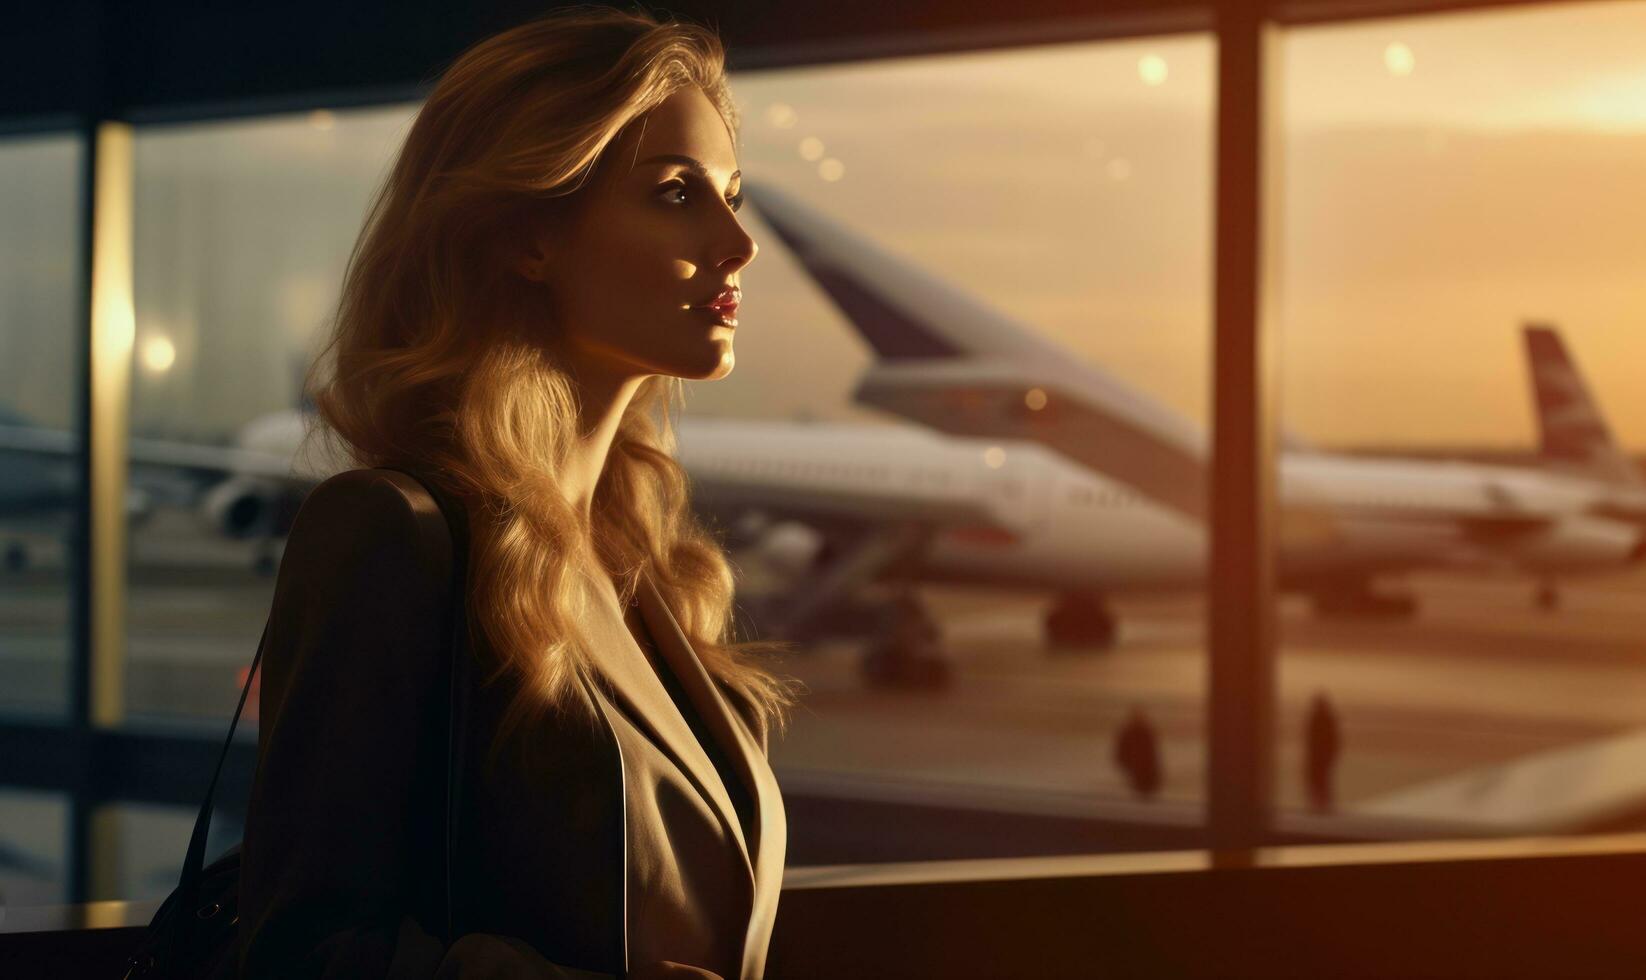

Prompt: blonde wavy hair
[{"left": 299, "top": 3, "right": 800, "bottom": 777}]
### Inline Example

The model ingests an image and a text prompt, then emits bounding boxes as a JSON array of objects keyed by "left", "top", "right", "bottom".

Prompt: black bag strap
[
  {"left": 167, "top": 465, "right": 471, "bottom": 958},
  {"left": 390, "top": 467, "right": 474, "bottom": 943}
]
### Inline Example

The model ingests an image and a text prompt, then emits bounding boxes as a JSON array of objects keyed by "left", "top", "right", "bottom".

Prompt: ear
[
  {"left": 510, "top": 200, "right": 570, "bottom": 283},
  {"left": 515, "top": 235, "right": 554, "bottom": 283}
]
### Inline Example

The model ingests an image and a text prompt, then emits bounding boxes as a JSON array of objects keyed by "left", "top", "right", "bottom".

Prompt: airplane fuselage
[{"left": 677, "top": 418, "right": 1643, "bottom": 594}]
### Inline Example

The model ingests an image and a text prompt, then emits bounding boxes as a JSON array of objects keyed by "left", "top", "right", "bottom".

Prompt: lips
[{"left": 693, "top": 286, "right": 740, "bottom": 314}]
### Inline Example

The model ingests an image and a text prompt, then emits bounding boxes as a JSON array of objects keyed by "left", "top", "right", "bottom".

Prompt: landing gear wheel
[
  {"left": 1043, "top": 591, "right": 1119, "bottom": 652},
  {"left": 860, "top": 592, "right": 950, "bottom": 691},
  {"left": 860, "top": 643, "right": 952, "bottom": 691},
  {"left": 1311, "top": 586, "right": 1418, "bottom": 620}
]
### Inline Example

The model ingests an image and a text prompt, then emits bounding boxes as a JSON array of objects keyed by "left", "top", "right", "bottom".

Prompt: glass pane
[
  {"left": 112, "top": 36, "right": 1215, "bottom": 874},
  {"left": 0, "top": 133, "right": 82, "bottom": 722},
  {"left": 125, "top": 106, "right": 416, "bottom": 730},
  {"left": 0, "top": 788, "right": 69, "bottom": 907},
  {"left": 720, "top": 34, "right": 1214, "bottom": 861},
  {"left": 91, "top": 800, "right": 242, "bottom": 903},
  {"left": 1274, "top": 0, "right": 1646, "bottom": 837}
]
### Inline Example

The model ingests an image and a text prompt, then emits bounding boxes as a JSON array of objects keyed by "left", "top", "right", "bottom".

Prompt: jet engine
[
  {"left": 751, "top": 520, "right": 826, "bottom": 579},
  {"left": 197, "top": 475, "right": 283, "bottom": 539}
]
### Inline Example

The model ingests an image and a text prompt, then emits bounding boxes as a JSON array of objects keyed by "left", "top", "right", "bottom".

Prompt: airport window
[
  {"left": 0, "top": 14, "right": 1271, "bottom": 908},
  {"left": 0, "top": 132, "right": 81, "bottom": 725},
  {"left": 7, "top": 0, "right": 1646, "bottom": 930},
  {"left": 0, "top": 789, "right": 67, "bottom": 906},
  {"left": 99, "top": 800, "right": 242, "bottom": 903},
  {"left": 122, "top": 106, "right": 417, "bottom": 729},
  {"left": 729, "top": 32, "right": 1213, "bottom": 863},
  {"left": 1271, "top": 0, "right": 1646, "bottom": 842},
  {"left": 0, "top": 129, "right": 83, "bottom": 908},
  {"left": 0, "top": 108, "right": 419, "bottom": 903}
]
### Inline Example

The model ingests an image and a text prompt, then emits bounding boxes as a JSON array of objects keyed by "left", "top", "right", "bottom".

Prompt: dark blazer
[{"left": 237, "top": 468, "right": 786, "bottom": 979}]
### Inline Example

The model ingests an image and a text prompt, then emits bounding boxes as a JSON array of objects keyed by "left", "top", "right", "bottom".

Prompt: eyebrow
[{"left": 636, "top": 153, "right": 741, "bottom": 186}]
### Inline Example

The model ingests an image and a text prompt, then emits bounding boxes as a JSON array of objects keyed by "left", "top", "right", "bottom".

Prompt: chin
[
  {"left": 648, "top": 341, "right": 734, "bottom": 382},
  {"left": 686, "top": 346, "right": 735, "bottom": 382}
]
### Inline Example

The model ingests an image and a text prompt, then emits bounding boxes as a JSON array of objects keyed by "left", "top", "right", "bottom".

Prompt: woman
[{"left": 237, "top": 7, "right": 801, "bottom": 979}]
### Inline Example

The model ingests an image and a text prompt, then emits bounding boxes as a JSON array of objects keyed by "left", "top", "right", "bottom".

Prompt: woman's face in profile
[{"left": 520, "top": 85, "right": 757, "bottom": 385}]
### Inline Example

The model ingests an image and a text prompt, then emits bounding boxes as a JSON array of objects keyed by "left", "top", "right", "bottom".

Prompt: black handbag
[{"left": 121, "top": 467, "right": 473, "bottom": 979}]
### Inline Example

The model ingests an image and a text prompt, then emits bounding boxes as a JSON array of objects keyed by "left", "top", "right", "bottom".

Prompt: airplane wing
[
  {"left": 849, "top": 364, "right": 1621, "bottom": 576},
  {"left": 0, "top": 423, "right": 306, "bottom": 484},
  {"left": 851, "top": 357, "right": 1208, "bottom": 523}
]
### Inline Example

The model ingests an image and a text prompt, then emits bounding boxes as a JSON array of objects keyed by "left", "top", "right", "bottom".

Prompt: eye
[
  {"left": 659, "top": 180, "right": 689, "bottom": 205},
  {"left": 659, "top": 179, "right": 745, "bottom": 213}
]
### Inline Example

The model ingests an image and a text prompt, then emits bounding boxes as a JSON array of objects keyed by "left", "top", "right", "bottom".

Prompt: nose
[
  {"left": 718, "top": 212, "right": 758, "bottom": 274},
  {"left": 720, "top": 235, "right": 756, "bottom": 275}
]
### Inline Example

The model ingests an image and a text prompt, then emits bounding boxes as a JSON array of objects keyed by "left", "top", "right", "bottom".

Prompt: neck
[{"left": 562, "top": 363, "right": 648, "bottom": 524}]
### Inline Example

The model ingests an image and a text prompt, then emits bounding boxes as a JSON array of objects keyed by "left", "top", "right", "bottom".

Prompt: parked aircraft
[
  {"left": 741, "top": 181, "right": 1646, "bottom": 639},
  {"left": 4, "top": 195, "right": 1642, "bottom": 689},
  {"left": 0, "top": 405, "right": 323, "bottom": 574}
]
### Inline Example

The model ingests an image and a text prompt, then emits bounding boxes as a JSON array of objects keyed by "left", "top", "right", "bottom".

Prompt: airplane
[
  {"left": 3, "top": 213, "right": 1641, "bottom": 692},
  {"left": 737, "top": 180, "right": 1646, "bottom": 647},
  {"left": 0, "top": 367, "right": 340, "bottom": 575},
  {"left": 2, "top": 374, "right": 1638, "bottom": 693}
]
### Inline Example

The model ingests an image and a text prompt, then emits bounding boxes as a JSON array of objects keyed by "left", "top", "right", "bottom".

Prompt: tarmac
[{"left": 5, "top": 506, "right": 1646, "bottom": 902}]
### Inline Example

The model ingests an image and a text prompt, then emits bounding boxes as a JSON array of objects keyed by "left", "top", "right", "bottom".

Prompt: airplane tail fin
[
  {"left": 1524, "top": 323, "right": 1643, "bottom": 488},
  {"left": 745, "top": 179, "right": 1072, "bottom": 364},
  {"left": 746, "top": 179, "right": 1210, "bottom": 521}
]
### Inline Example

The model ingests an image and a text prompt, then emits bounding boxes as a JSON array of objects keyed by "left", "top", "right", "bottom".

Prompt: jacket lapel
[
  {"left": 581, "top": 568, "right": 755, "bottom": 877},
  {"left": 635, "top": 573, "right": 787, "bottom": 980}
]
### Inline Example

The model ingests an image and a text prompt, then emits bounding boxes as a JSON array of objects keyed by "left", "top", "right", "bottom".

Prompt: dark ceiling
[{"left": 3, "top": 0, "right": 1556, "bottom": 130}]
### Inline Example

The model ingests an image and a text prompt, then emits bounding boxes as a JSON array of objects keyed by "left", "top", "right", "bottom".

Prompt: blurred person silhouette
[
  {"left": 1305, "top": 691, "right": 1342, "bottom": 812},
  {"left": 1113, "top": 705, "right": 1162, "bottom": 800}
]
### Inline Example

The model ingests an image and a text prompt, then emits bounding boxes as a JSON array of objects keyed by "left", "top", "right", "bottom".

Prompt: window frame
[{"left": 0, "top": 0, "right": 1619, "bottom": 904}]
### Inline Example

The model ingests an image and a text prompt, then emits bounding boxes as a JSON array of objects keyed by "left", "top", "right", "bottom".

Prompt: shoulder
[
  {"left": 286, "top": 468, "right": 453, "bottom": 591},
  {"left": 300, "top": 467, "right": 433, "bottom": 511}
]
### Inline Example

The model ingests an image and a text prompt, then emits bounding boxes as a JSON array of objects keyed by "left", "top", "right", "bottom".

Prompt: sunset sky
[
  {"left": 3, "top": 0, "right": 1643, "bottom": 452},
  {"left": 714, "top": 0, "right": 1646, "bottom": 449}
]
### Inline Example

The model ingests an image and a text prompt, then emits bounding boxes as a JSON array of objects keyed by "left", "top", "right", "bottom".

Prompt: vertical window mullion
[
  {"left": 1208, "top": 0, "right": 1279, "bottom": 852},
  {"left": 68, "top": 117, "right": 136, "bottom": 903}
]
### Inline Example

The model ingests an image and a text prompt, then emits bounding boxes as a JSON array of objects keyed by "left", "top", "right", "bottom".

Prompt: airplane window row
[
  {"left": 1067, "top": 485, "right": 1138, "bottom": 507},
  {"left": 710, "top": 456, "right": 952, "bottom": 488}
]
